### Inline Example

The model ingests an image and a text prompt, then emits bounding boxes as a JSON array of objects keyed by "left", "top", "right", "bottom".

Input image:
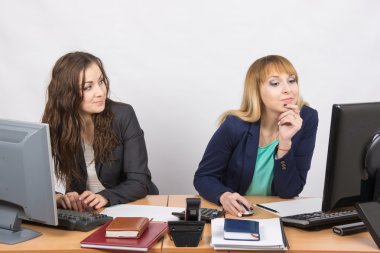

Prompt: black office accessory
[
  {"left": 56, "top": 209, "right": 113, "bottom": 231},
  {"left": 362, "top": 132, "right": 380, "bottom": 180},
  {"left": 281, "top": 210, "right": 360, "bottom": 230},
  {"left": 332, "top": 221, "right": 367, "bottom": 236},
  {"left": 257, "top": 203, "right": 279, "bottom": 213},
  {"left": 168, "top": 197, "right": 205, "bottom": 247},
  {"left": 280, "top": 220, "right": 289, "bottom": 250},
  {"left": 185, "top": 198, "right": 201, "bottom": 221},
  {"left": 238, "top": 201, "right": 254, "bottom": 216},
  {"left": 241, "top": 208, "right": 254, "bottom": 217},
  {"left": 362, "top": 132, "right": 380, "bottom": 201},
  {"left": 224, "top": 218, "right": 259, "bottom": 240},
  {"left": 168, "top": 220, "right": 205, "bottom": 247},
  {"left": 171, "top": 208, "right": 224, "bottom": 222},
  {"left": 356, "top": 201, "right": 380, "bottom": 249}
]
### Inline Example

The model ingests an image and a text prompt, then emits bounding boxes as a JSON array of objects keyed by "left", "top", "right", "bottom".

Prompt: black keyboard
[
  {"left": 281, "top": 209, "right": 361, "bottom": 230},
  {"left": 171, "top": 208, "right": 224, "bottom": 222},
  {"left": 57, "top": 208, "right": 113, "bottom": 231}
]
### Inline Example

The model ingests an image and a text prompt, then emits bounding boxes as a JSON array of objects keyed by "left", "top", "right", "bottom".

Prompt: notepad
[
  {"left": 256, "top": 197, "right": 322, "bottom": 217},
  {"left": 224, "top": 219, "right": 260, "bottom": 241}
]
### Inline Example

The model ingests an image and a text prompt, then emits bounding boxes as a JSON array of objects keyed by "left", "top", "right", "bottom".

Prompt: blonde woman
[{"left": 194, "top": 55, "right": 318, "bottom": 217}]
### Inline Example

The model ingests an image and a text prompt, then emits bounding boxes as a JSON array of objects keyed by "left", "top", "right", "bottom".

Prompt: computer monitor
[
  {"left": 0, "top": 119, "right": 57, "bottom": 245},
  {"left": 322, "top": 102, "right": 380, "bottom": 212}
]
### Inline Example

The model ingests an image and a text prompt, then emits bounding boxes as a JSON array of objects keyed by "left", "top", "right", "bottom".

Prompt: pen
[{"left": 256, "top": 204, "right": 279, "bottom": 213}]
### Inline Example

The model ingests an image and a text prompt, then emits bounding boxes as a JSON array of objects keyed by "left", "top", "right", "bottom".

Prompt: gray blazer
[{"left": 68, "top": 100, "right": 158, "bottom": 206}]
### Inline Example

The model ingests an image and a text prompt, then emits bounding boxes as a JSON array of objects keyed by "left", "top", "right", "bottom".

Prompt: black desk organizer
[
  {"left": 168, "top": 197, "right": 205, "bottom": 247},
  {"left": 168, "top": 220, "right": 205, "bottom": 247}
]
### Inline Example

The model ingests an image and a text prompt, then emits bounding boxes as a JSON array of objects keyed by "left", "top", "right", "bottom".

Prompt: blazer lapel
[
  {"left": 95, "top": 161, "right": 102, "bottom": 178},
  {"left": 239, "top": 122, "right": 260, "bottom": 194},
  {"left": 79, "top": 152, "right": 86, "bottom": 174},
  {"left": 72, "top": 150, "right": 88, "bottom": 193},
  {"left": 81, "top": 147, "right": 102, "bottom": 179},
  {"left": 78, "top": 147, "right": 103, "bottom": 190}
]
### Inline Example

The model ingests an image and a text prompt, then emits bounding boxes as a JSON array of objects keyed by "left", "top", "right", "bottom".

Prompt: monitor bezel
[
  {"left": 322, "top": 102, "right": 380, "bottom": 212},
  {"left": 0, "top": 118, "right": 58, "bottom": 244}
]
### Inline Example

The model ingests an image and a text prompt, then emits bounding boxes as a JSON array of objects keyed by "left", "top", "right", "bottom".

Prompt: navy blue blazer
[
  {"left": 68, "top": 100, "right": 158, "bottom": 206},
  {"left": 193, "top": 106, "right": 318, "bottom": 205}
]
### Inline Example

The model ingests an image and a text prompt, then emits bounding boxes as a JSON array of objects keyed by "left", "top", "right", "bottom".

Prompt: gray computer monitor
[{"left": 0, "top": 119, "right": 58, "bottom": 245}]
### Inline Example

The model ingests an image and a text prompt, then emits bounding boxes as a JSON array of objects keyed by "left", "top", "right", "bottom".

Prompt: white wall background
[{"left": 1, "top": 0, "right": 379, "bottom": 197}]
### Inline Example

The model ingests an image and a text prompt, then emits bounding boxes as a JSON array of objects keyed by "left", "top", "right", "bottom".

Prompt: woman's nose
[
  {"left": 282, "top": 83, "right": 291, "bottom": 93},
  {"left": 94, "top": 83, "right": 105, "bottom": 96}
]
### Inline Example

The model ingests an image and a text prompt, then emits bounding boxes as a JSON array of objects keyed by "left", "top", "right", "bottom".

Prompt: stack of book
[
  {"left": 80, "top": 217, "right": 167, "bottom": 251},
  {"left": 211, "top": 218, "right": 288, "bottom": 251}
]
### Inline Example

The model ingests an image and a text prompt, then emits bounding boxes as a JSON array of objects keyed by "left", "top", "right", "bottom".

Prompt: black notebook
[{"left": 224, "top": 219, "right": 260, "bottom": 241}]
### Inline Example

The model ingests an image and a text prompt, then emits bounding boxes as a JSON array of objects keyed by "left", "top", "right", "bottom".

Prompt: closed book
[
  {"left": 80, "top": 220, "right": 168, "bottom": 251},
  {"left": 224, "top": 218, "right": 260, "bottom": 241},
  {"left": 106, "top": 217, "right": 150, "bottom": 238}
]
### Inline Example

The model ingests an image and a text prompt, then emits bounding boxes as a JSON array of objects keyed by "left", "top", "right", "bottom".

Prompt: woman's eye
[
  {"left": 83, "top": 85, "right": 92, "bottom": 91},
  {"left": 99, "top": 79, "right": 105, "bottom": 85},
  {"left": 269, "top": 81, "right": 279, "bottom": 86},
  {"left": 288, "top": 75, "right": 297, "bottom": 84}
]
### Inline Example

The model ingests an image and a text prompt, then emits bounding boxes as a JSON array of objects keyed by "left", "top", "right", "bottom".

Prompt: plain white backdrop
[{"left": 1, "top": 0, "right": 379, "bottom": 197}]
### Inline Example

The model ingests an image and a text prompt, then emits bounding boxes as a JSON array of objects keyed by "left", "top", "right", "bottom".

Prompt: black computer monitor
[
  {"left": 0, "top": 119, "right": 58, "bottom": 245},
  {"left": 322, "top": 102, "right": 380, "bottom": 212}
]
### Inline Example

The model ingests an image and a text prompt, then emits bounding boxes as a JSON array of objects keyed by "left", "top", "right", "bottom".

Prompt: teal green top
[{"left": 245, "top": 139, "right": 279, "bottom": 196}]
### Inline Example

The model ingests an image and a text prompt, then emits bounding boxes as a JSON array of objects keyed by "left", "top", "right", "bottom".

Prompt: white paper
[
  {"left": 101, "top": 204, "right": 185, "bottom": 222},
  {"left": 211, "top": 218, "right": 287, "bottom": 250},
  {"left": 256, "top": 197, "right": 322, "bottom": 217}
]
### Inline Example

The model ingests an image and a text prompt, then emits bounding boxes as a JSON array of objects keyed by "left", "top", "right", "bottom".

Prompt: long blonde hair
[{"left": 219, "top": 55, "right": 308, "bottom": 124}]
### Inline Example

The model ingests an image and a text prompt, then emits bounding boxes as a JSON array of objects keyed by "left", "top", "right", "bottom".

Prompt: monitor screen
[
  {"left": 0, "top": 119, "right": 57, "bottom": 244},
  {"left": 322, "top": 102, "right": 380, "bottom": 212}
]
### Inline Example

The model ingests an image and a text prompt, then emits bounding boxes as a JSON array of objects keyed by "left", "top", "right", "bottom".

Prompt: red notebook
[{"left": 80, "top": 220, "right": 168, "bottom": 251}]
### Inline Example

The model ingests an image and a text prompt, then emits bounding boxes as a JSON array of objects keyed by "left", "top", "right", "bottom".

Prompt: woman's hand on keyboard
[
  {"left": 56, "top": 191, "right": 87, "bottom": 211},
  {"left": 79, "top": 190, "right": 108, "bottom": 210}
]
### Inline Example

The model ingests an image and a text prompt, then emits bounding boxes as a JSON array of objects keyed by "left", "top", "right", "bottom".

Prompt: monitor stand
[
  {"left": 0, "top": 206, "right": 41, "bottom": 245},
  {"left": 0, "top": 227, "right": 41, "bottom": 245}
]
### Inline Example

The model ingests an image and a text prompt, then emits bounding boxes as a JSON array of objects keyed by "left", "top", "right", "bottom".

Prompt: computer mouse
[{"left": 239, "top": 202, "right": 254, "bottom": 216}]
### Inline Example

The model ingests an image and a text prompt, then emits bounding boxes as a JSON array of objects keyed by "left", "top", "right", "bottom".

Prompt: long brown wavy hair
[
  {"left": 219, "top": 55, "right": 308, "bottom": 124},
  {"left": 42, "top": 52, "right": 119, "bottom": 189}
]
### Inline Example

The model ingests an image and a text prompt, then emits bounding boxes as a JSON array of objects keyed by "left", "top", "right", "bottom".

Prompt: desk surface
[
  {"left": 0, "top": 195, "right": 168, "bottom": 253},
  {"left": 233, "top": 196, "right": 379, "bottom": 253},
  {"left": 1, "top": 195, "right": 379, "bottom": 253},
  {"left": 164, "top": 196, "right": 380, "bottom": 253}
]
